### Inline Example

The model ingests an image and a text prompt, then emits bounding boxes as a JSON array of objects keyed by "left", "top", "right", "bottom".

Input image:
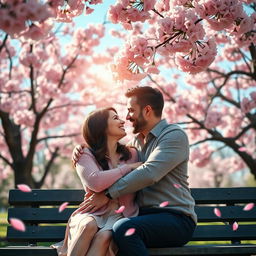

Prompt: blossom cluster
[
  {"left": 0, "top": 0, "right": 103, "bottom": 39},
  {"left": 108, "top": 0, "right": 255, "bottom": 80},
  {"left": 0, "top": 0, "right": 54, "bottom": 39}
]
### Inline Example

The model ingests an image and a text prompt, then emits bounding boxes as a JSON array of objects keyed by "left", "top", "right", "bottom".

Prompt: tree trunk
[{"left": 13, "top": 162, "right": 34, "bottom": 188}]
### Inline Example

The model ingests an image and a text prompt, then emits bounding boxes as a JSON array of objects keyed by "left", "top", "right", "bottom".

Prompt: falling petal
[
  {"left": 243, "top": 203, "right": 254, "bottom": 211},
  {"left": 232, "top": 222, "right": 239, "bottom": 231},
  {"left": 115, "top": 205, "right": 125, "bottom": 214},
  {"left": 159, "top": 201, "right": 169, "bottom": 207},
  {"left": 173, "top": 183, "right": 181, "bottom": 188},
  {"left": 9, "top": 218, "right": 26, "bottom": 232},
  {"left": 238, "top": 147, "right": 247, "bottom": 152},
  {"left": 17, "top": 184, "right": 32, "bottom": 192},
  {"left": 59, "top": 202, "right": 69, "bottom": 213},
  {"left": 125, "top": 228, "right": 136, "bottom": 236},
  {"left": 214, "top": 208, "right": 221, "bottom": 218}
]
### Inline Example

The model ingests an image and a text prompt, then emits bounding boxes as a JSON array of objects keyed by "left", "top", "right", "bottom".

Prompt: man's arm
[{"left": 108, "top": 129, "right": 189, "bottom": 199}]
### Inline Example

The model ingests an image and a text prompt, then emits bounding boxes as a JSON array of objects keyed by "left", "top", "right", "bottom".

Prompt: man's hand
[
  {"left": 72, "top": 144, "right": 85, "bottom": 167},
  {"left": 75, "top": 191, "right": 110, "bottom": 214}
]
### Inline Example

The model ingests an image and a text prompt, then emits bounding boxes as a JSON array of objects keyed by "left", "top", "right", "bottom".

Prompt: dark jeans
[{"left": 112, "top": 208, "right": 196, "bottom": 256}]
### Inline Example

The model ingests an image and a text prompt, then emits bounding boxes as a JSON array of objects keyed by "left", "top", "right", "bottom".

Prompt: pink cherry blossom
[
  {"left": 213, "top": 208, "right": 221, "bottom": 218},
  {"left": 232, "top": 222, "right": 239, "bottom": 231},
  {"left": 125, "top": 228, "right": 136, "bottom": 236},
  {"left": 17, "top": 184, "right": 32, "bottom": 193},
  {"left": 175, "top": 38, "right": 217, "bottom": 74},
  {"left": 85, "top": 6, "right": 94, "bottom": 15},
  {"left": 173, "top": 183, "right": 182, "bottom": 188},
  {"left": 241, "top": 97, "right": 255, "bottom": 113},
  {"left": 204, "top": 110, "right": 223, "bottom": 129},
  {"left": 159, "top": 201, "right": 169, "bottom": 207},
  {"left": 243, "top": 203, "right": 254, "bottom": 211},
  {"left": 195, "top": 0, "right": 244, "bottom": 31},
  {"left": 59, "top": 202, "right": 69, "bottom": 213},
  {"left": 115, "top": 205, "right": 126, "bottom": 214},
  {"left": 108, "top": 0, "right": 154, "bottom": 28},
  {"left": 9, "top": 218, "right": 26, "bottom": 232}
]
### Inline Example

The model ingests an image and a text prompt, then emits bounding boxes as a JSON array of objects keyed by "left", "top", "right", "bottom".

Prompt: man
[{"left": 74, "top": 86, "right": 197, "bottom": 256}]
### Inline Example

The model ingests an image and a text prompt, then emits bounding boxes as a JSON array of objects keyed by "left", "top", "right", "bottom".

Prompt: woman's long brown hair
[{"left": 82, "top": 107, "right": 131, "bottom": 170}]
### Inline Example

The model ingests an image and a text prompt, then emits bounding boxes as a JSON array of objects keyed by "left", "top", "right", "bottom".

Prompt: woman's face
[{"left": 107, "top": 110, "right": 126, "bottom": 139}]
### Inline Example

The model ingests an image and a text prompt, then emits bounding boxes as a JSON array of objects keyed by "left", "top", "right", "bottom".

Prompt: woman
[{"left": 52, "top": 107, "right": 141, "bottom": 256}]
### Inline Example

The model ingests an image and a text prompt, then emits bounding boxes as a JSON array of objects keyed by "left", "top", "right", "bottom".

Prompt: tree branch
[
  {"left": 37, "top": 133, "right": 80, "bottom": 143},
  {"left": 0, "top": 154, "right": 13, "bottom": 168},
  {"left": 5, "top": 44, "right": 13, "bottom": 79},
  {"left": 47, "top": 103, "right": 89, "bottom": 112},
  {"left": 0, "top": 34, "right": 8, "bottom": 53},
  {"left": 249, "top": 43, "right": 256, "bottom": 77},
  {"left": 35, "top": 147, "right": 60, "bottom": 188},
  {"left": 25, "top": 54, "right": 79, "bottom": 172},
  {"left": 152, "top": 8, "right": 164, "bottom": 18}
]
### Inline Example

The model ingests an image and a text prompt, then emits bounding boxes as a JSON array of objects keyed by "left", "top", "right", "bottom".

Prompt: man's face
[{"left": 126, "top": 96, "right": 147, "bottom": 134}]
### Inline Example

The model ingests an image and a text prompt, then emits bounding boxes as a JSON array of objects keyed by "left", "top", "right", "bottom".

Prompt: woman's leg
[
  {"left": 67, "top": 216, "right": 98, "bottom": 256},
  {"left": 86, "top": 230, "right": 112, "bottom": 256}
]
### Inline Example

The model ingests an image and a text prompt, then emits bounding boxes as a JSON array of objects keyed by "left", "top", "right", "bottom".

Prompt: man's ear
[{"left": 144, "top": 105, "right": 152, "bottom": 117}]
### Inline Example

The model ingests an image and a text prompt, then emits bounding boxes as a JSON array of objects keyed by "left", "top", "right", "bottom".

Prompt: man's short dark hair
[{"left": 125, "top": 86, "right": 164, "bottom": 117}]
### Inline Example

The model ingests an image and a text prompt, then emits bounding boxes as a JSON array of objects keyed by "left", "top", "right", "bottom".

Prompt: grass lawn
[{"left": 0, "top": 211, "right": 8, "bottom": 247}]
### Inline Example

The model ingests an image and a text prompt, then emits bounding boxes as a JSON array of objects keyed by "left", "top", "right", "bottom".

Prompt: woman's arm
[{"left": 76, "top": 149, "right": 140, "bottom": 192}]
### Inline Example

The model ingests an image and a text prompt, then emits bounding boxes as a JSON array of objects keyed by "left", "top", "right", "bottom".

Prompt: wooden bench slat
[
  {"left": 193, "top": 224, "right": 256, "bottom": 241},
  {"left": 148, "top": 244, "right": 256, "bottom": 255},
  {"left": 0, "top": 246, "right": 57, "bottom": 256},
  {"left": 8, "top": 208, "right": 75, "bottom": 223},
  {"left": 8, "top": 189, "right": 85, "bottom": 206},
  {"left": 7, "top": 224, "right": 256, "bottom": 242},
  {"left": 1, "top": 244, "right": 256, "bottom": 256},
  {"left": 8, "top": 206, "right": 256, "bottom": 223},
  {"left": 9, "top": 187, "right": 256, "bottom": 206},
  {"left": 194, "top": 205, "right": 256, "bottom": 222},
  {"left": 191, "top": 187, "right": 256, "bottom": 204}
]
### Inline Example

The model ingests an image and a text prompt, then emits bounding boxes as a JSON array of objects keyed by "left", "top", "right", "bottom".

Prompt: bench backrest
[{"left": 7, "top": 187, "right": 256, "bottom": 245}]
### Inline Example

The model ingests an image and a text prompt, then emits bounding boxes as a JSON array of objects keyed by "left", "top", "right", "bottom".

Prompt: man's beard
[{"left": 132, "top": 113, "right": 147, "bottom": 134}]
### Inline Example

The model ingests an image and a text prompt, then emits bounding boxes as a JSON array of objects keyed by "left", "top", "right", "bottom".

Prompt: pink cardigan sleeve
[{"left": 76, "top": 148, "right": 135, "bottom": 192}]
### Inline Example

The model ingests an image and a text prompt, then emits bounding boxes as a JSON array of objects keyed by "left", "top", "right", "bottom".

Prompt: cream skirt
[{"left": 51, "top": 200, "right": 122, "bottom": 256}]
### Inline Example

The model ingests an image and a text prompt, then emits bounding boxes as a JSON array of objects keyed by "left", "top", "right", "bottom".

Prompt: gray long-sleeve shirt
[{"left": 108, "top": 119, "right": 197, "bottom": 224}]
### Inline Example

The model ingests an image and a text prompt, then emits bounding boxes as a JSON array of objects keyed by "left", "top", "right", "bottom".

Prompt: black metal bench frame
[{"left": 1, "top": 187, "right": 256, "bottom": 256}]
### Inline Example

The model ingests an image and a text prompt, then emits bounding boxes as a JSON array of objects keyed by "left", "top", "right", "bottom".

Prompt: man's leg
[{"left": 112, "top": 211, "right": 195, "bottom": 256}]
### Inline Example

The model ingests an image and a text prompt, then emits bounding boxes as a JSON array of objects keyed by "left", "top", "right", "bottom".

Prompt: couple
[{"left": 53, "top": 86, "right": 197, "bottom": 256}]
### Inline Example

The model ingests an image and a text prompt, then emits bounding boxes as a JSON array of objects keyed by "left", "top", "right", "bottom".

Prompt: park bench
[{"left": 0, "top": 187, "right": 256, "bottom": 256}]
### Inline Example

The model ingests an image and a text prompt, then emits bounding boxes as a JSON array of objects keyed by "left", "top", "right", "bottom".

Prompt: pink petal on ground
[
  {"left": 214, "top": 208, "right": 222, "bottom": 217},
  {"left": 115, "top": 205, "right": 125, "bottom": 214},
  {"left": 9, "top": 218, "right": 26, "bottom": 232},
  {"left": 232, "top": 222, "right": 239, "bottom": 231},
  {"left": 243, "top": 203, "right": 254, "bottom": 211},
  {"left": 17, "top": 184, "right": 32, "bottom": 192},
  {"left": 125, "top": 228, "right": 136, "bottom": 236},
  {"left": 59, "top": 202, "right": 69, "bottom": 213},
  {"left": 238, "top": 147, "right": 247, "bottom": 152},
  {"left": 173, "top": 183, "right": 181, "bottom": 188},
  {"left": 159, "top": 201, "right": 169, "bottom": 207}
]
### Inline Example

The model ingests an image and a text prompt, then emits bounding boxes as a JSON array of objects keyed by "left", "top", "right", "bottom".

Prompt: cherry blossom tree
[
  {"left": 0, "top": 0, "right": 255, "bottom": 188},
  {"left": 0, "top": 21, "right": 106, "bottom": 188}
]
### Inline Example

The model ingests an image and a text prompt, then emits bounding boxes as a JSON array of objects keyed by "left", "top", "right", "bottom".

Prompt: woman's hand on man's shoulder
[{"left": 72, "top": 144, "right": 86, "bottom": 167}]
